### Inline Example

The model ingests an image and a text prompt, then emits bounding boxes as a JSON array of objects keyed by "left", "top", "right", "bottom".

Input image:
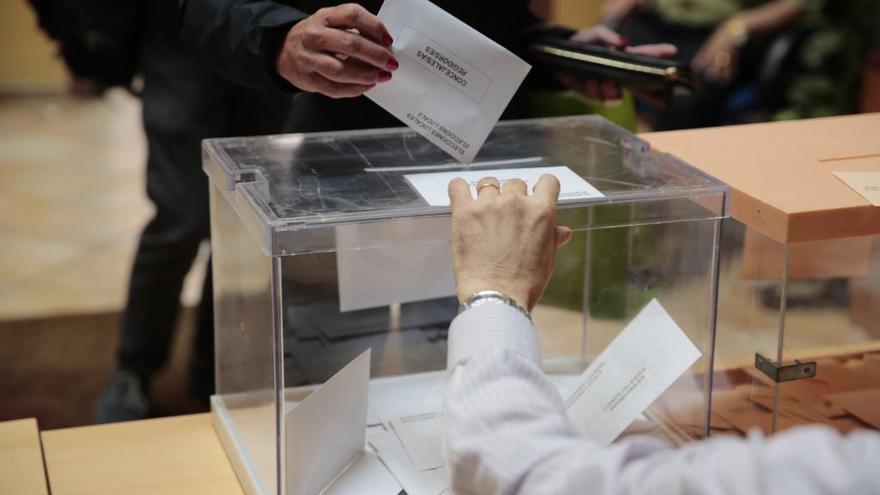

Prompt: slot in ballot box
[
  {"left": 647, "top": 114, "right": 880, "bottom": 438},
  {"left": 204, "top": 116, "right": 729, "bottom": 495}
]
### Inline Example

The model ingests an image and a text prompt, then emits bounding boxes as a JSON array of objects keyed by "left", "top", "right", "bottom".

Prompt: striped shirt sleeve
[{"left": 443, "top": 303, "right": 880, "bottom": 495}]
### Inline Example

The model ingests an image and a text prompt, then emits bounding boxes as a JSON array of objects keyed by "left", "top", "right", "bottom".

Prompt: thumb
[{"left": 555, "top": 226, "right": 573, "bottom": 247}]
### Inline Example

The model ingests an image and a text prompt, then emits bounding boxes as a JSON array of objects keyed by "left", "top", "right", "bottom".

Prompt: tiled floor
[
  {"left": 1, "top": 91, "right": 207, "bottom": 428},
  {"left": 0, "top": 91, "right": 146, "bottom": 319},
  {"left": 0, "top": 91, "right": 205, "bottom": 319}
]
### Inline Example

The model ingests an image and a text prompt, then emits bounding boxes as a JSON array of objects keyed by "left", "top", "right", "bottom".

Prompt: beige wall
[
  {"left": 0, "top": 0, "right": 68, "bottom": 93},
  {"left": 550, "top": 0, "right": 603, "bottom": 28}
]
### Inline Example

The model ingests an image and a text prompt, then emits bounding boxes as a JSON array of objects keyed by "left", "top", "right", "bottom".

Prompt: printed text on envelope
[{"left": 398, "top": 26, "right": 492, "bottom": 103}]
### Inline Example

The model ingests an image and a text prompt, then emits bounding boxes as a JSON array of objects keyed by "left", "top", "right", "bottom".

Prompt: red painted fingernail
[
  {"left": 619, "top": 36, "right": 631, "bottom": 46},
  {"left": 383, "top": 32, "right": 394, "bottom": 47},
  {"left": 378, "top": 71, "right": 392, "bottom": 82},
  {"left": 386, "top": 58, "right": 399, "bottom": 71}
]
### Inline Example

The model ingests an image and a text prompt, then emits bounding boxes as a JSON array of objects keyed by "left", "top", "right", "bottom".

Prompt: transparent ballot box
[
  {"left": 204, "top": 116, "right": 729, "bottom": 495},
  {"left": 641, "top": 115, "right": 880, "bottom": 438},
  {"left": 710, "top": 226, "right": 880, "bottom": 436}
]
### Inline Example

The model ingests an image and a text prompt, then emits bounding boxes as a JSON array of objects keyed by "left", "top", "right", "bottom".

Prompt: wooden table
[
  {"left": 0, "top": 418, "right": 49, "bottom": 495},
  {"left": 41, "top": 414, "right": 243, "bottom": 495}
]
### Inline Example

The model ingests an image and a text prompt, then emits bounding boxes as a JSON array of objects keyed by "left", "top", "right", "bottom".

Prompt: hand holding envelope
[
  {"left": 276, "top": 4, "right": 399, "bottom": 98},
  {"left": 367, "top": 0, "right": 532, "bottom": 162}
]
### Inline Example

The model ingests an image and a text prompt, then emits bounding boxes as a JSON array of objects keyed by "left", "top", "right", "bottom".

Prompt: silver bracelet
[{"left": 458, "top": 290, "right": 531, "bottom": 321}]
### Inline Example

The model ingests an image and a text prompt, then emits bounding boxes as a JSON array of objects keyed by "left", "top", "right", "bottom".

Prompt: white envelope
[
  {"left": 404, "top": 165, "right": 605, "bottom": 207},
  {"left": 367, "top": 0, "right": 531, "bottom": 163},
  {"left": 286, "top": 350, "right": 371, "bottom": 495},
  {"left": 321, "top": 451, "right": 401, "bottom": 495},
  {"left": 368, "top": 427, "right": 450, "bottom": 495},
  {"left": 389, "top": 408, "right": 444, "bottom": 472},
  {"left": 335, "top": 218, "right": 455, "bottom": 312},
  {"left": 564, "top": 299, "right": 702, "bottom": 444}
]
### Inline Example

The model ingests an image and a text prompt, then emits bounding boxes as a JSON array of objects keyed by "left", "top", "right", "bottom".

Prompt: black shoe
[{"left": 94, "top": 370, "right": 151, "bottom": 423}]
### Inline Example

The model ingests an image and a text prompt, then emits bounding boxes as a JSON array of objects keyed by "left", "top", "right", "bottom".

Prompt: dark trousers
[{"left": 118, "top": 1, "right": 291, "bottom": 396}]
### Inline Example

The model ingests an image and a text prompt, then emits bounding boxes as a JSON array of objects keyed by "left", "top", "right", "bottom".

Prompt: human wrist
[
  {"left": 457, "top": 280, "right": 531, "bottom": 312},
  {"left": 458, "top": 290, "right": 532, "bottom": 322},
  {"left": 273, "top": 25, "right": 298, "bottom": 87}
]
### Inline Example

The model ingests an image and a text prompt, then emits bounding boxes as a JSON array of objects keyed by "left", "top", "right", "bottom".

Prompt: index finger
[
  {"left": 323, "top": 30, "right": 395, "bottom": 72},
  {"left": 448, "top": 177, "right": 473, "bottom": 208},
  {"left": 324, "top": 3, "right": 393, "bottom": 46},
  {"left": 533, "top": 174, "right": 561, "bottom": 203}
]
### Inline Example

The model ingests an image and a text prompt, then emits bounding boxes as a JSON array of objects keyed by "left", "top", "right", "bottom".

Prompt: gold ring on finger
[{"left": 477, "top": 183, "right": 500, "bottom": 194}]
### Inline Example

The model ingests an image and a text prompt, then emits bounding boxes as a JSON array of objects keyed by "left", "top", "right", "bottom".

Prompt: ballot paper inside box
[{"left": 203, "top": 115, "right": 729, "bottom": 495}]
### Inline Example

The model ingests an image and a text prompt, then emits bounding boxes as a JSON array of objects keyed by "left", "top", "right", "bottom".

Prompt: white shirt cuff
[{"left": 447, "top": 302, "right": 540, "bottom": 369}]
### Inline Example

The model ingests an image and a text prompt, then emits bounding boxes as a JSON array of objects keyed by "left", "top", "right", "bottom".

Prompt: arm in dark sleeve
[{"left": 179, "top": 0, "right": 308, "bottom": 91}]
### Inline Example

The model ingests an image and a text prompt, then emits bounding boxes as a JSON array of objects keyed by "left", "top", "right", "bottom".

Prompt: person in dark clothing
[
  {"left": 32, "top": 1, "right": 294, "bottom": 422},
  {"left": 179, "top": 1, "right": 675, "bottom": 134}
]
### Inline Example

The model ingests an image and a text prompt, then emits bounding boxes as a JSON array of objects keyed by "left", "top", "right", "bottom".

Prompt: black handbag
[{"left": 526, "top": 25, "right": 697, "bottom": 92}]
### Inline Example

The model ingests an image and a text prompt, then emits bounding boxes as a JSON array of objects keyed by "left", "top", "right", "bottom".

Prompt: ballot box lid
[
  {"left": 204, "top": 115, "right": 728, "bottom": 255},
  {"left": 644, "top": 113, "right": 880, "bottom": 244}
]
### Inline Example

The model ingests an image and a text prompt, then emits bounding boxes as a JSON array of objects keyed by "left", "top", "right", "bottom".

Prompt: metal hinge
[{"left": 755, "top": 353, "right": 817, "bottom": 383}]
